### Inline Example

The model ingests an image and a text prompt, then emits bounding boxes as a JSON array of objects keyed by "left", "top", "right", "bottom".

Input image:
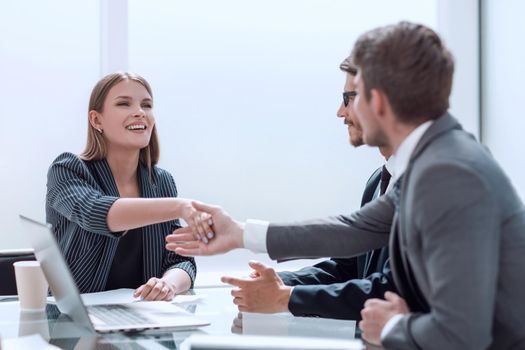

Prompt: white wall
[
  {"left": 437, "top": 0, "right": 480, "bottom": 137},
  {"left": 0, "top": 1, "right": 437, "bottom": 276},
  {"left": 0, "top": 1, "right": 100, "bottom": 245},
  {"left": 482, "top": 0, "right": 525, "bottom": 200}
]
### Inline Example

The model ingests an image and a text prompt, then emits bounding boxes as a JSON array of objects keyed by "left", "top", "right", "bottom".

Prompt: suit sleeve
[
  {"left": 267, "top": 194, "right": 394, "bottom": 261},
  {"left": 46, "top": 152, "right": 119, "bottom": 236},
  {"left": 288, "top": 269, "right": 395, "bottom": 320},
  {"left": 278, "top": 258, "right": 358, "bottom": 286},
  {"left": 159, "top": 171, "right": 196, "bottom": 287},
  {"left": 382, "top": 163, "right": 498, "bottom": 350}
]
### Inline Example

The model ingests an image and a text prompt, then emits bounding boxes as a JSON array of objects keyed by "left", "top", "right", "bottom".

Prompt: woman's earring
[{"left": 96, "top": 128, "right": 103, "bottom": 134}]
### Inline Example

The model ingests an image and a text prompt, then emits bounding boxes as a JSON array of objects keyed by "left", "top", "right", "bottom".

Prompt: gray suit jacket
[
  {"left": 278, "top": 167, "right": 395, "bottom": 321},
  {"left": 266, "top": 113, "right": 525, "bottom": 350}
]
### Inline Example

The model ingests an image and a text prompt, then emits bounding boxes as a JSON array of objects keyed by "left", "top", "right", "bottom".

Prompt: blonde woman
[{"left": 46, "top": 72, "right": 211, "bottom": 301}]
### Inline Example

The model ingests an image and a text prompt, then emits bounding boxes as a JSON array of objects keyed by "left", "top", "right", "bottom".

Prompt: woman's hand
[
  {"left": 133, "top": 277, "right": 176, "bottom": 301},
  {"left": 180, "top": 200, "right": 214, "bottom": 243}
]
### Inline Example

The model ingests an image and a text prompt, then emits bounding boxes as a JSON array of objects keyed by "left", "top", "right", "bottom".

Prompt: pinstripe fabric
[{"left": 46, "top": 152, "right": 196, "bottom": 293}]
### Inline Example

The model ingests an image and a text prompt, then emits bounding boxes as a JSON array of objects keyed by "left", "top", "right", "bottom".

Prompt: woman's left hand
[{"left": 133, "top": 277, "right": 176, "bottom": 301}]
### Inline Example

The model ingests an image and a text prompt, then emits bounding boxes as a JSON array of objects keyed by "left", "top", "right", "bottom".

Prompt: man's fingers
[
  {"left": 385, "top": 291, "right": 409, "bottom": 313},
  {"left": 167, "top": 240, "right": 201, "bottom": 250},
  {"left": 364, "top": 298, "right": 387, "bottom": 308},
  {"left": 166, "top": 243, "right": 194, "bottom": 253},
  {"left": 361, "top": 303, "right": 383, "bottom": 320},
  {"left": 248, "top": 260, "right": 267, "bottom": 273},
  {"left": 233, "top": 297, "right": 245, "bottom": 307},
  {"left": 384, "top": 291, "right": 400, "bottom": 302},
  {"left": 176, "top": 223, "right": 201, "bottom": 240},
  {"left": 364, "top": 299, "right": 377, "bottom": 308},
  {"left": 358, "top": 320, "right": 370, "bottom": 342},
  {"left": 166, "top": 233, "right": 196, "bottom": 243},
  {"left": 170, "top": 226, "right": 202, "bottom": 242},
  {"left": 173, "top": 247, "right": 201, "bottom": 256},
  {"left": 361, "top": 306, "right": 370, "bottom": 320},
  {"left": 221, "top": 276, "right": 248, "bottom": 288},
  {"left": 231, "top": 288, "right": 244, "bottom": 298}
]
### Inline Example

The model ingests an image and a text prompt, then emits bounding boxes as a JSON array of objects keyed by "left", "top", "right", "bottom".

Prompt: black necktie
[{"left": 380, "top": 165, "right": 392, "bottom": 195}]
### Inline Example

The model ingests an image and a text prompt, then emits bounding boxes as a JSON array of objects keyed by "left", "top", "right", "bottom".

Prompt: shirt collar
[{"left": 391, "top": 120, "right": 434, "bottom": 183}]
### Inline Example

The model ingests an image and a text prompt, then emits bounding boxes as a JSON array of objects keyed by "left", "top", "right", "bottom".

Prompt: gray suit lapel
[{"left": 390, "top": 113, "right": 462, "bottom": 312}]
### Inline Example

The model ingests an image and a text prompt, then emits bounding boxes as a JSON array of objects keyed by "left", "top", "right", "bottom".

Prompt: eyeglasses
[{"left": 343, "top": 91, "right": 358, "bottom": 107}]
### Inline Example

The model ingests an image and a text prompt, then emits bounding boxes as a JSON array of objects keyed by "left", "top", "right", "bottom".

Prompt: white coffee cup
[{"left": 13, "top": 261, "right": 48, "bottom": 311}]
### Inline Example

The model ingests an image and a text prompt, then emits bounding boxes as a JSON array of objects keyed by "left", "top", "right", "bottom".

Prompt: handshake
[{"left": 171, "top": 202, "right": 245, "bottom": 256}]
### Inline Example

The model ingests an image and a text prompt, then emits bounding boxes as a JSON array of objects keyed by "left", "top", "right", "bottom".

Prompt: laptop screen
[{"left": 19, "top": 214, "right": 95, "bottom": 332}]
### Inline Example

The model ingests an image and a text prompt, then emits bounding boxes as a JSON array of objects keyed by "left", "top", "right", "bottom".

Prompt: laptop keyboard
[{"left": 88, "top": 304, "right": 155, "bottom": 326}]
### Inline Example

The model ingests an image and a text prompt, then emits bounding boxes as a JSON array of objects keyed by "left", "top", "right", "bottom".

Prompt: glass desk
[{"left": 0, "top": 287, "right": 360, "bottom": 349}]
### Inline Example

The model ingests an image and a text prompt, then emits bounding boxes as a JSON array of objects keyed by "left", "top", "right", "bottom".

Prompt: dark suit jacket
[
  {"left": 278, "top": 167, "right": 394, "bottom": 320},
  {"left": 265, "top": 114, "right": 525, "bottom": 349},
  {"left": 46, "top": 152, "right": 196, "bottom": 293}
]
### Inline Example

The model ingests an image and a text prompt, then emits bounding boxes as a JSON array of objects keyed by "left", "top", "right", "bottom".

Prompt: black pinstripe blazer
[{"left": 45, "top": 152, "right": 196, "bottom": 293}]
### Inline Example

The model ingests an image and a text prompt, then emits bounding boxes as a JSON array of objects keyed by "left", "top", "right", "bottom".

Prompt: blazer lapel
[
  {"left": 388, "top": 114, "right": 464, "bottom": 313},
  {"left": 137, "top": 165, "right": 163, "bottom": 279},
  {"left": 92, "top": 159, "right": 120, "bottom": 197},
  {"left": 390, "top": 207, "right": 430, "bottom": 312}
]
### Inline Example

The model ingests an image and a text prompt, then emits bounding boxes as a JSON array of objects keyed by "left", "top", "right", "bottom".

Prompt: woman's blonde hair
[{"left": 80, "top": 72, "right": 159, "bottom": 169}]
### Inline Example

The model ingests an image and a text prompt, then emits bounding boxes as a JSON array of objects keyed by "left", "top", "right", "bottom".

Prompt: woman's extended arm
[{"left": 107, "top": 197, "right": 212, "bottom": 239}]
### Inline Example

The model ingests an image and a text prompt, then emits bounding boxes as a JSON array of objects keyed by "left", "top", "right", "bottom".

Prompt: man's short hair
[{"left": 352, "top": 21, "right": 454, "bottom": 123}]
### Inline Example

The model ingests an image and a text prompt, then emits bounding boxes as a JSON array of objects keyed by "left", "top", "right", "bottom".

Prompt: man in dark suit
[
  {"left": 215, "top": 58, "right": 395, "bottom": 321},
  {"left": 168, "top": 22, "right": 525, "bottom": 350}
]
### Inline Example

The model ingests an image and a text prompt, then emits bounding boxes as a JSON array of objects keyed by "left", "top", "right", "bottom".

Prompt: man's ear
[
  {"left": 370, "top": 89, "right": 386, "bottom": 118},
  {"left": 88, "top": 110, "right": 102, "bottom": 130}
]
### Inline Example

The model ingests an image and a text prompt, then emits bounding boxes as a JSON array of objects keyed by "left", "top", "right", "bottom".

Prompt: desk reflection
[
  {"left": 18, "top": 310, "right": 49, "bottom": 340},
  {"left": 231, "top": 312, "right": 356, "bottom": 339},
  {"left": 2, "top": 287, "right": 359, "bottom": 349}
]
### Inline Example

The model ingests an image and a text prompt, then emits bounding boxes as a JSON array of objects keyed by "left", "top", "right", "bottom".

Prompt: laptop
[{"left": 20, "top": 214, "right": 210, "bottom": 333}]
